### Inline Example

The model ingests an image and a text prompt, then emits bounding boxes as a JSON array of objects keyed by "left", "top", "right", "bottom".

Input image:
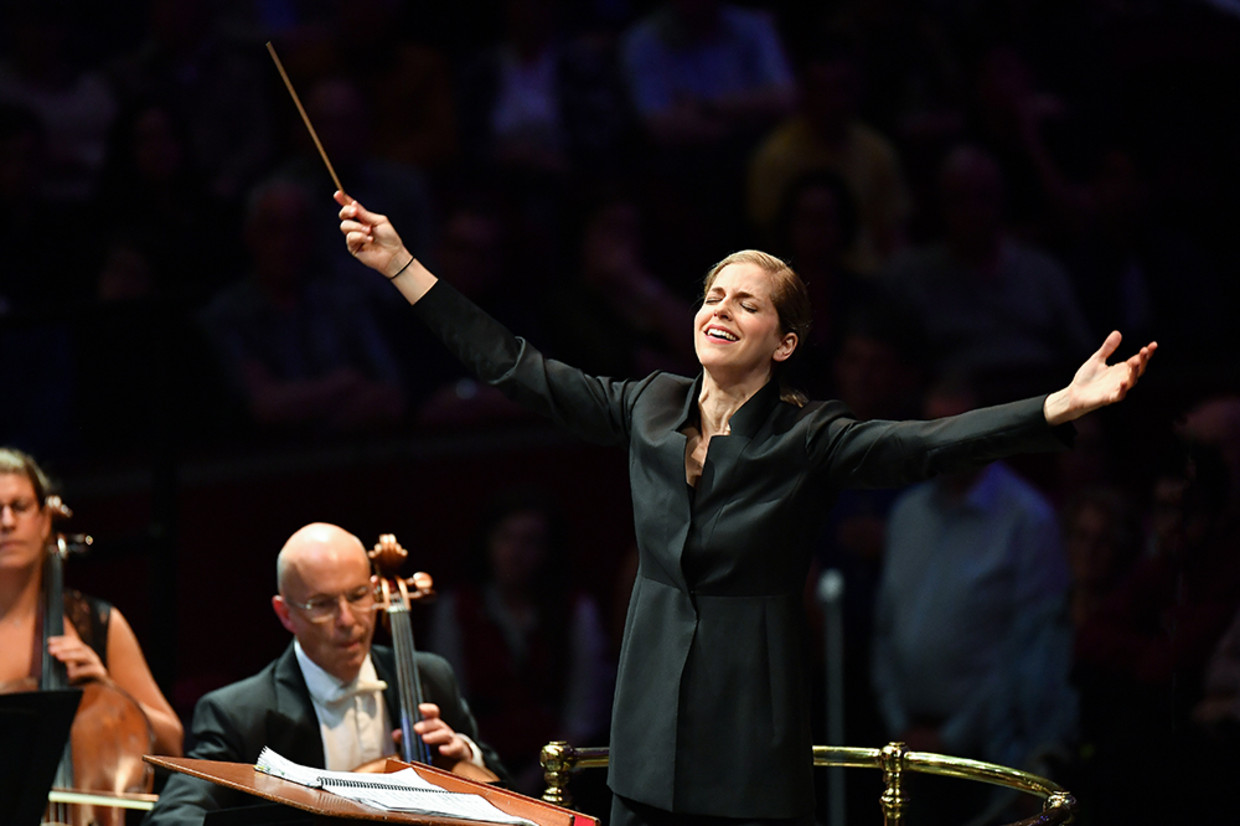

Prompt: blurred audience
[
  {"left": 257, "top": 0, "right": 463, "bottom": 173},
  {"left": 620, "top": 0, "right": 797, "bottom": 272},
  {"left": 275, "top": 73, "right": 438, "bottom": 307},
  {"left": 1059, "top": 144, "right": 1228, "bottom": 374},
  {"left": 409, "top": 190, "right": 545, "bottom": 429},
  {"left": 106, "top": 0, "right": 276, "bottom": 204},
  {"left": 958, "top": 41, "right": 1095, "bottom": 244},
  {"left": 0, "top": 3, "right": 118, "bottom": 209},
  {"left": 620, "top": 0, "right": 794, "bottom": 154},
  {"left": 57, "top": 97, "right": 240, "bottom": 456},
  {"left": 764, "top": 170, "right": 904, "bottom": 398},
  {"left": 1072, "top": 440, "right": 1240, "bottom": 824},
  {"left": 0, "top": 103, "right": 86, "bottom": 311},
  {"left": 748, "top": 31, "right": 911, "bottom": 274},
  {"left": 94, "top": 100, "right": 235, "bottom": 305},
  {"left": 197, "top": 178, "right": 407, "bottom": 437},
  {"left": 1194, "top": 606, "right": 1240, "bottom": 732},
  {"left": 451, "top": 0, "right": 624, "bottom": 285},
  {"left": 1074, "top": 443, "right": 1240, "bottom": 702},
  {"left": 457, "top": 0, "right": 634, "bottom": 180},
  {"left": 872, "top": 374, "right": 1076, "bottom": 825},
  {"left": 881, "top": 142, "right": 1093, "bottom": 401},
  {"left": 1060, "top": 486, "right": 1143, "bottom": 631},
  {"left": 1177, "top": 394, "right": 1240, "bottom": 520},
  {"left": 428, "top": 488, "right": 613, "bottom": 795},
  {"left": 542, "top": 188, "right": 697, "bottom": 379},
  {"left": 806, "top": 310, "right": 926, "bottom": 824},
  {"left": 1188, "top": 600, "right": 1240, "bottom": 820},
  {"left": 0, "top": 102, "right": 79, "bottom": 460}
]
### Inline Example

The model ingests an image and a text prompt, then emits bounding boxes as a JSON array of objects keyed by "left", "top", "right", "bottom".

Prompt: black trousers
[{"left": 610, "top": 794, "right": 816, "bottom": 826}]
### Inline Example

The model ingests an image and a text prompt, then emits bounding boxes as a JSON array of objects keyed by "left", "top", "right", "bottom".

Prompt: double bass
[
  {"left": 366, "top": 533, "right": 498, "bottom": 784},
  {"left": 37, "top": 497, "right": 157, "bottom": 826}
]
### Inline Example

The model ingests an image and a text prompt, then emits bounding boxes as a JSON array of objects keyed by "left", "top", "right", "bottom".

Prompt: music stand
[
  {"left": 204, "top": 801, "right": 315, "bottom": 825},
  {"left": 0, "top": 689, "right": 83, "bottom": 826}
]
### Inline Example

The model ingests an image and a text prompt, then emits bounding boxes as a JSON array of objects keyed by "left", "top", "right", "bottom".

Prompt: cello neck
[
  {"left": 385, "top": 602, "right": 430, "bottom": 765},
  {"left": 368, "top": 534, "right": 440, "bottom": 767}
]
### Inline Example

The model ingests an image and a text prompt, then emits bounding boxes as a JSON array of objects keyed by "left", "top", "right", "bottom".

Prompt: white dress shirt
[
  {"left": 293, "top": 641, "right": 393, "bottom": 770},
  {"left": 293, "top": 641, "right": 487, "bottom": 771}
]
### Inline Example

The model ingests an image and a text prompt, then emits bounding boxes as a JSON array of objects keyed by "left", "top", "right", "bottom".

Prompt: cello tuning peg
[{"left": 401, "top": 572, "right": 435, "bottom": 603}]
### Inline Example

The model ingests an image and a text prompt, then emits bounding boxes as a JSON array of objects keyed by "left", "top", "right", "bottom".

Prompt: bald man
[{"left": 144, "top": 523, "right": 508, "bottom": 826}]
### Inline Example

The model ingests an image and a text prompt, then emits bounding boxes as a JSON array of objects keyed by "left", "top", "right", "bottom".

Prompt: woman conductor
[{"left": 336, "top": 191, "right": 1155, "bottom": 826}]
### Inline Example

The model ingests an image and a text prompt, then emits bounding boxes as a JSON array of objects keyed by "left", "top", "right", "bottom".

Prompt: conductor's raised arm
[
  {"left": 335, "top": 190, "right": 438, "bottom": 305},
  {"left": 1043, "top": 330, "right": 1157, "bottom": 426}
]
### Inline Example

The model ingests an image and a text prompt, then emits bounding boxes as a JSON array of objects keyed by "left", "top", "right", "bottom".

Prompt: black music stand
[{"left": 0, "top": 689, "right": 83, "bottom": 826}]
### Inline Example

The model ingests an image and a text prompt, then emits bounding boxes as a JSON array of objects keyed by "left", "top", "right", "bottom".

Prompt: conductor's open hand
[
  {"left": 1044, "top": 331, "right": 1157, "bottom": 426},
  {"left": 335, "top": 191, "right": 409, "bottom": 278}
]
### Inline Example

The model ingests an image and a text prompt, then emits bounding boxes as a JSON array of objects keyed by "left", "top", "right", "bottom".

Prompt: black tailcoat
[{"left": 142, "top": 644, "right": 505, "bottom": 825}]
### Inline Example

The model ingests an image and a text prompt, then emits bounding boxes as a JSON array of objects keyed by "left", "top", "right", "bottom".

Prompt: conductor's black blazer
[
  {"left": 141, "top": 644, "right": 505, "bottom": 826},
  {"left": 413, "top": 282, "right": 1072, "bottom": 818}
]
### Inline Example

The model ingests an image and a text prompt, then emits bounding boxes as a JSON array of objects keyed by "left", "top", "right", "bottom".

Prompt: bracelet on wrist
[{"left": 388, "top": 257, "right": 415, "bottom": 280}]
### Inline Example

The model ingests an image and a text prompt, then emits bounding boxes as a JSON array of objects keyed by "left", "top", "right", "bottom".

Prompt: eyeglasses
[
  {"left": 0, "top": 499, "right": 38, "bottom": 518},
  {"left": 284, "top": 584, "right": 376, "bottom": 623}
]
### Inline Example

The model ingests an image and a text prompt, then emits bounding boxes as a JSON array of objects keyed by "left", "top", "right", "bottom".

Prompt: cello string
[{"left": 388, "top": 604, "right": 430, "bottom": 764}]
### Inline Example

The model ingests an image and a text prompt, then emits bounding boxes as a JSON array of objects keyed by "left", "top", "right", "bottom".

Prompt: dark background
[{"left": 3, "top": 1, "right": 1240, "bottom": 822}]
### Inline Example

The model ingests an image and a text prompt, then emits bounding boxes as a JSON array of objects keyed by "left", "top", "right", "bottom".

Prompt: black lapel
[
  {"left": 693, "top": 378, "right": 779, "bottom": 513},
  {"left": 643, "top": 374, "right": 701, "bottom": 591},
  {"left": 266, "top": 644, "right": 326, "bottom": 767}
]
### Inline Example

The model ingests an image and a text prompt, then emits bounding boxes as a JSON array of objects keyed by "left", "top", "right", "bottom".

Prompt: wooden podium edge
[
  {"left": 144, "top": 755, "right": 598, "bottom": 826},
  {"left": 387, "top": 758, "right": 598, "bottom": 826}
]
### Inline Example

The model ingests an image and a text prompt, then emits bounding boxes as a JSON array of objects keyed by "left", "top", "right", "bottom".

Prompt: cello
[
  {"left": 366, "top": 533, "right": 498, "bottom": 784},
  {"left": 38, "top": 497, "right": 157, "bottom": 826}
]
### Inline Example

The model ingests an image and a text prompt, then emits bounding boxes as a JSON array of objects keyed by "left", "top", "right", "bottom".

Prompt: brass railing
[{"left": 539, "top": 741, "right": 1076, "bottom": 826}]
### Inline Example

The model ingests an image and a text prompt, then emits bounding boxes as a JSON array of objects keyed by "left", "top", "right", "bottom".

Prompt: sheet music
[{"left": 255, "top": 747, "right": 535, "bottom": 825}]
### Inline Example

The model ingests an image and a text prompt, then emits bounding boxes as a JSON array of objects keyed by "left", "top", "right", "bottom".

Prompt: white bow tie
[{"left": 320, "top": 679, "right": 388, "bottom": 706}]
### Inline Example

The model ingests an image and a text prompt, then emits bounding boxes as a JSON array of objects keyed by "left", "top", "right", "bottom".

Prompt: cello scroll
[
  {"left": 368, "top": 533, "right": 435, "bottom": 767},
  {"left": 368, "top": 533, "right": 434, "bottom": 612}
]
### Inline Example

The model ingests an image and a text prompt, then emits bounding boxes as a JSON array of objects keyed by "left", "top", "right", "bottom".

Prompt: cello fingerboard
[{"left": 387, "top": 603, "right": 431, "bottom": 764}]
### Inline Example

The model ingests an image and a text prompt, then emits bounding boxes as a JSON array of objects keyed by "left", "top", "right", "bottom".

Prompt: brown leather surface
[{"left": 144, "top": 756, "right": 594, "bottom": 826}]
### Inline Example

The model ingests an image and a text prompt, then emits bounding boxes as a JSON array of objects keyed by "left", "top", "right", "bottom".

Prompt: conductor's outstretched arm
[{"left": 337, "top": 190, "right": 1157, "bottom": 425}]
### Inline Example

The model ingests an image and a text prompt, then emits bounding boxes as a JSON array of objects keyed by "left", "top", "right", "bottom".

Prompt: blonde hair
[
  {"left": 703, "top": 250, "right": 812, "bottom": 406},
  {"left": 0, "top": 447, "right": 53, "bottom": 508}
]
